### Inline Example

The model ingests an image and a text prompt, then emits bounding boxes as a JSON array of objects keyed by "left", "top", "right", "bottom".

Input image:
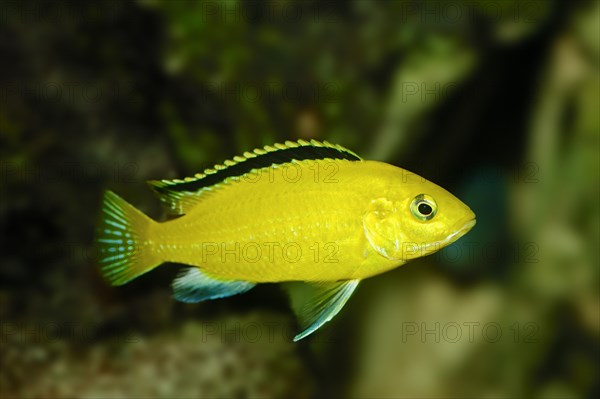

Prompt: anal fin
[
  {"left": 172, "top": 267, "right": 256, "bottom": 303},
  {"left": 282, "top": 280, "right": 360, "bottom": 341}
]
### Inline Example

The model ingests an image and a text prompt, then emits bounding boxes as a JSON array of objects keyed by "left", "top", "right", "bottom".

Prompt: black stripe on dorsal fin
[{"left": 147, "top": 139, "right": 362, "bottom": 214}]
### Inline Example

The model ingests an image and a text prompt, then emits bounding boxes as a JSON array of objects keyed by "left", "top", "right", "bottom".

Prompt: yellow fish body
[{"left": 97, "top": 140, "right": 476, "bottom": 340}]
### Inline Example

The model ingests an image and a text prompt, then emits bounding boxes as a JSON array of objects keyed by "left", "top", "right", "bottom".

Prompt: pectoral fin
[
  {"left": 282, "top": 280, "right": 360, "bottom": 341},
  {"left": 172, "top": 267, "right": 256, "bottom": 303}
]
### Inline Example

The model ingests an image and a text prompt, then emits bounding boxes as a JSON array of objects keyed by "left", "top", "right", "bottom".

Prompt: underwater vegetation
[{"left": 1, "top": 0, "right": 598, "bottom": 398}]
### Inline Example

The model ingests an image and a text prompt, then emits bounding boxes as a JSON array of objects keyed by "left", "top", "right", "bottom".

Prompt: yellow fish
[{"left": 97, "top": 140, "right": 476, "bottom": 341}]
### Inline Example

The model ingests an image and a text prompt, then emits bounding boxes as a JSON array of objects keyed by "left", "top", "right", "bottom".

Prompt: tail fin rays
[{"left": 97, "top": 191, "right": 161, "bottom": 285}]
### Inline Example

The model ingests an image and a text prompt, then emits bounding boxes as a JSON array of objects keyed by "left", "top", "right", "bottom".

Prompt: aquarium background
[{"left": 1, "top": 1, "right": 598, "bottom": 398}]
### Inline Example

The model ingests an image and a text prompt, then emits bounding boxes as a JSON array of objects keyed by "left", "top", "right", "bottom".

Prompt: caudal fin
[{"left": 96, "top": 191, "right": 161, "bottom": 285}]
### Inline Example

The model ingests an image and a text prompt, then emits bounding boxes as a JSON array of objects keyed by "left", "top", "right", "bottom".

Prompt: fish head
[{"left": 363, "top": 171, "right": 476, "bottom": 261}]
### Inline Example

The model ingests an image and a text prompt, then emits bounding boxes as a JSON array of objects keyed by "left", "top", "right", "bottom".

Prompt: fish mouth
[
  {"left": 421, "top": 218, "right": 477, "bottom": 253},
  {"left": 449, "top": 218, "right": 477, "bottom": 243}
]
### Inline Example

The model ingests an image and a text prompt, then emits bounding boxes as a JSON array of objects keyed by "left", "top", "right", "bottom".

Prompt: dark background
[{"left": 1, "top": 1, "right": 598, "bottom": 398}]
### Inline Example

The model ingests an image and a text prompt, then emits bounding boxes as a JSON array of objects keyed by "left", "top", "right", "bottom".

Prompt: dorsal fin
[{"left": 148, "top": 139, "right": 362, "bottom": 214}]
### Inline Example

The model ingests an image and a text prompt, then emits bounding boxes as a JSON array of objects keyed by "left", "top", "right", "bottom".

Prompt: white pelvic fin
[{"left": 172, "top": 267, "right": 256, "bottom": 303}]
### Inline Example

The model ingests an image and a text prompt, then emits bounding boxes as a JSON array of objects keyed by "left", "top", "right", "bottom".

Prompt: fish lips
[
  {"left": 449, "top": 218, "right": 477, "bottom": 243},
  {"left": 420, "top": 218, "right": 477, "bottom": 254}
]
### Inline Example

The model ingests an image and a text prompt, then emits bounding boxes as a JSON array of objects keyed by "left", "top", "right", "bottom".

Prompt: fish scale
[
  {"left": 96, "top": 140, "right": 476, "bottom": 340},
  {"left": 153, "top": 161, "right": 372, "bottom": 282}
]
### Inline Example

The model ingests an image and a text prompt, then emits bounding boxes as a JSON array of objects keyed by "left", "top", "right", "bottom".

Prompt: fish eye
[{"left": 410, "top": 194, "right": 437, "bottom": 221}]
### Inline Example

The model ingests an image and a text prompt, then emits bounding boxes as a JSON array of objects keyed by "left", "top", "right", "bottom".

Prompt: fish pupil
[{"left": 418, "top": 203, "right": 432, "bottom": 216}]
